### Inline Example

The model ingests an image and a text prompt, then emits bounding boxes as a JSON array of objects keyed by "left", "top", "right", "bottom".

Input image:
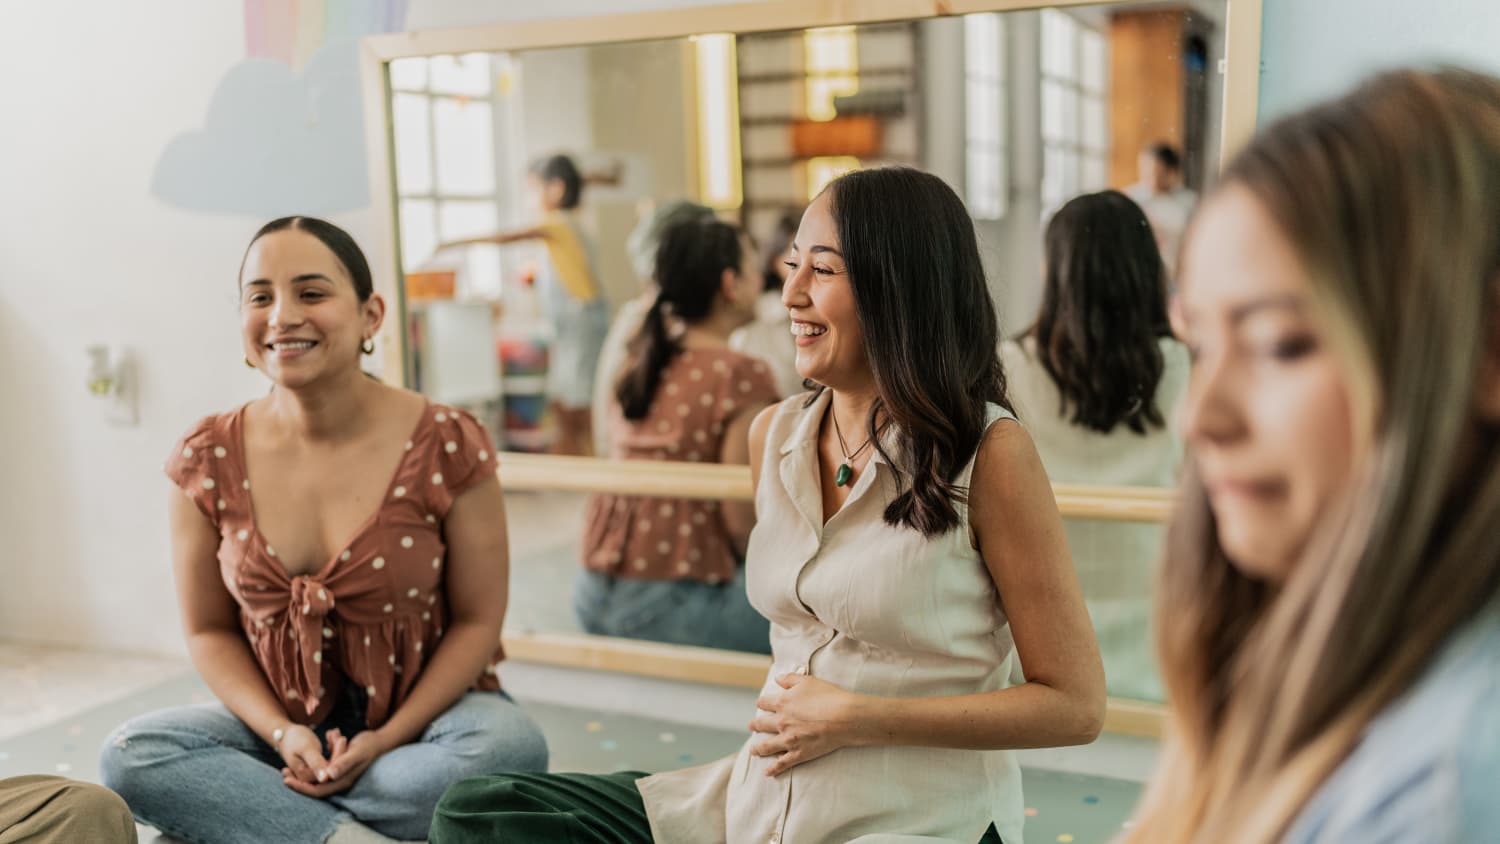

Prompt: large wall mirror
[{"left": 361, "top": 0, "right": 1262, "bottom": 736}]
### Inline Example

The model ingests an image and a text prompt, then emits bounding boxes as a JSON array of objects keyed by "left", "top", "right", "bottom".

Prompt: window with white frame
[
  {"left": 390, "top": 53, "right": 508, "bottom": 298},
  {"left": 1040, "top": 10, "right": 1109, "bottom": 213},
  {"left": 964, "top": 13, "right": 1008, "bottom": 220}
]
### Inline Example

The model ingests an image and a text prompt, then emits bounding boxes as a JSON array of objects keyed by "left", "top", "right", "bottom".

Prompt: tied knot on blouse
[
  {"left": 164, "top": 401, "right": 506, "bottom": 729},
  {"left": 289, "top": 574, "right": 336, "bottom": 714}
]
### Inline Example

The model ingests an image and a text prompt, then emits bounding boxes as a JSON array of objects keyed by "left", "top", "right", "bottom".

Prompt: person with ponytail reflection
[
  {"left": 1123, "top": 68, "right": 1500, "bottom": 843},
  {"left": 574, "top": 216, "right": 779, "bottom": 654}
]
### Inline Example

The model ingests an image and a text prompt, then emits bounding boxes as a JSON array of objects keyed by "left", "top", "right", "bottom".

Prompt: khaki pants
[{"left": 0, "top": 776, "right": 136, "bottom": 844}]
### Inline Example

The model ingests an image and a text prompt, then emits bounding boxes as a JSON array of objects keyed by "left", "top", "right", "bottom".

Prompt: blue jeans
[
  {"left": 99, "top": 688, "right": 548, "bottom": 843},
  {"left": 573, "top": 567, "right": 771, "bottom": 654}
]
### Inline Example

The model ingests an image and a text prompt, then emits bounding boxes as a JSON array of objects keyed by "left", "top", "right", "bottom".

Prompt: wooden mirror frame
[{"left": 359, "top": 0, "right": 1263, "bottom": 738}]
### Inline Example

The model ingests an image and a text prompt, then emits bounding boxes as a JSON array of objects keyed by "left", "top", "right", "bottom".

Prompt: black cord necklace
[{"left": 831, "top": 408, "right": 882, "bottom": 487}]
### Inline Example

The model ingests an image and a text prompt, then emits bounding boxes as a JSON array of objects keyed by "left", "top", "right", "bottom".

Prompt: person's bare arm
[
  {"left": 374, "top": 474, "right": 509, "bottom": 749},
  {"left": 841, "top": 421, "right": 1106, "bottom": 748},
  {"left": 718, "top": 402, "right": 776, "bottom": 556},
  {"left": 439, "top": 226, "right": 548, "bottom": 250},
  {"left": 168, "top": 489, "right": 330, "bottom": 783},
  {"left": 748, "top": 421, "right": 1106, "bottom": 775}
]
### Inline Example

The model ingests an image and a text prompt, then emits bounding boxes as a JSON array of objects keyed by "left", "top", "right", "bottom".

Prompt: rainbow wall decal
[{"left": 243, "top": 0, "right": 409, "bottom": 69}]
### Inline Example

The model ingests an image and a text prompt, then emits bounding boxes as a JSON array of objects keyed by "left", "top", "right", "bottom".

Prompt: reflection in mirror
[{"left": 384, "top": 1, "right": 1229, "bottom": 701}]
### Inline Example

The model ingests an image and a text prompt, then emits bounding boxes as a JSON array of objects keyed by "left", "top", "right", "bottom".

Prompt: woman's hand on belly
[{"left": 747, "top": 673, "right": 861, "bottom": 777}]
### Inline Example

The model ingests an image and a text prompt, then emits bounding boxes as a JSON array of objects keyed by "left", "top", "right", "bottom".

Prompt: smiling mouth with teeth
[
  {"left": 269, "top": 340, "right": 317, "bottom": 351},
  {"left": 790, "top": 323, "right": 827, "bottom": 337}
]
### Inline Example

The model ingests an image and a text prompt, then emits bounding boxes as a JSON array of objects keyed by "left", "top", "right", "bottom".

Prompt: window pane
[
  {"left": 964, "top": 13, "right": 1004, "bottom": 83},
  {"left": 438, "top": 199, "right": 500, "bottom": 242},
  {"left": 967, "top": 148, "right": 1006, "bottom": 220},
  {"left": 1041, "top": 80, "right": 1065, "bottom": 142},
  {"left": 1041, "top": 10, "right": 1077, "bottom": 80},
  {"left": 389, "top": 57, "right": 428, "bottom": 92},
  {"left": 1059, "top": 87, "right": 1080, "bottom": 144},
  {"left": 428, "top": 53, "right": 492, "bottom": 97},
  {"left": 392, "top": 93, "right": 433, "bottom": 195},
  {"left": 1081, "top": 29, "right": 1108, "bottom": 94},
  {"left": 1042, "top": 146, "right": 1065, "bottom": 207},
  {"left": 1082, "top": 96, "right": 1107, "bottom": 152},
  {"left": 399, "top": 199, "right": 438, "bottom": 273},
  {"left": 433, "top": 98, "right": 495, "bottom": 195},
  {"left": 967, "top": 83, "right": 996, "bottom": 144}
]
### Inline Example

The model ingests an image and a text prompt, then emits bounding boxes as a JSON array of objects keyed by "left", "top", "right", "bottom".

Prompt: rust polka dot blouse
[
  {"left": 164, "top": 401, "right": 504, "bottom": 730},
  {"left": 583, "top": 348, "right": 780, "bottom": 583}
]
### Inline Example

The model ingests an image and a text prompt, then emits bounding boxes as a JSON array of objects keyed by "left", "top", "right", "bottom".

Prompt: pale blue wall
[{"left": 1259, "top": 0, "right": 1500, "bottom": 119}]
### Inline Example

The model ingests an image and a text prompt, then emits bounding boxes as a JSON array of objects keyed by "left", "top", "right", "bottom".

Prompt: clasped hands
[{"left": 276, "top": 723, "right": 389, "bottom": 798}]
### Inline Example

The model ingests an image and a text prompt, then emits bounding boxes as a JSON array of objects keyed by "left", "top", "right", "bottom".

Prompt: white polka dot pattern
[
  {"left": 165, "top": 406, "right": 506, "bottom": 729},
  {"left": 581, "top": 349, "right": 778, "bottom": 584}
]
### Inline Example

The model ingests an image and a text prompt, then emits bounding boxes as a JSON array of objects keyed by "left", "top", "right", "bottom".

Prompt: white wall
[
  {"left": 1258, "top": 0, "right": 1500, "bottom": 120},
  {"left": 6, "top": 0, "right": 1500, "bottom": 657},
  {"left": 0, "top": 2, "right": 322, "bottom": 655}
]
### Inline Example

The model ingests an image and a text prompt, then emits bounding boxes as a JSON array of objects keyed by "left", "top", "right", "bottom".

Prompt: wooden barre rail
[
  {"left": 500, "top": 630, "right": 1166, "bottom": 737},
  {"left": 497, "top": 452, "right": 1178, "bottom": 523}
]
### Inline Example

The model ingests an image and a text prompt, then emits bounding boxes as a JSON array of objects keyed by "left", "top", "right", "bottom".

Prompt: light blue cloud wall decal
[{"left": 151, "top": 40, "right": 370, "bottom": 216}]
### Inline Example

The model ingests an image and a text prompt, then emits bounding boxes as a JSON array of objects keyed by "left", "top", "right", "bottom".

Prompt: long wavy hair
[
  {"left": 1029, "top": 190, "right": 1171, "bottom": 434},
  {"left": 814, "top": 167, "right": 1010, "bottom": 537},
  {"left": 1125, "top": 67, "right": 1500, "bottom": 843}
]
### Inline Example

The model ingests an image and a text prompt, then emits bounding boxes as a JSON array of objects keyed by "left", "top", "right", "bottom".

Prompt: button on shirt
[{"left": 637, "top": 391, "right": 1026, "bottom": 844}]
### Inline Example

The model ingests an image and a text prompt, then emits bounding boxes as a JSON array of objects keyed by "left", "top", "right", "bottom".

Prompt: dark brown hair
[
  {"left": 241, "top": 216, "right": 373, "bottom": 302},
  {"left": 1031, "top": 190, "right": 1172, "bottom": 434},
  {"left": 817, "top": 166, "right": 1010, "bottom": 537},
  {"left": 615, "top": 217, "right": 745, "bottom": 420}
]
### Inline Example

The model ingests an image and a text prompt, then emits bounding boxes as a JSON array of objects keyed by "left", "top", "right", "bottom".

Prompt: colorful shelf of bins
[{"left": 498, "top": 334, "right": 551, "bottom": 453}]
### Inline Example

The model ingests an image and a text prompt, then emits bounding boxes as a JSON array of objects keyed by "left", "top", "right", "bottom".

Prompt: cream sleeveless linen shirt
[{"left": 638, "top": 390, "right": 1025, "bottom": 844}]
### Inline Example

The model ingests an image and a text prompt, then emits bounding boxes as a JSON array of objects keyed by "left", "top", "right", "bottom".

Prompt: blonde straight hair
[{"left": 1125, "top": 68, "right": 1500, "bottom": 843}]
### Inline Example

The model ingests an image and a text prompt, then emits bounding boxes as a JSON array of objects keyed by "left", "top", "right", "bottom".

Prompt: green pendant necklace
[{"left": 831, "top": 407, "right": 880, "bottom": 487}]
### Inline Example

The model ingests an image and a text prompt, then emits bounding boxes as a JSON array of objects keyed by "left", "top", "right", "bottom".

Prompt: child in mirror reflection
[{"left": 440, "top": 154, "right": 620, "bottom": 456}]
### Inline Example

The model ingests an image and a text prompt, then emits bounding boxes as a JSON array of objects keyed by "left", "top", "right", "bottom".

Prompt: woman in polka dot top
[
  {"left": 99, "top": 217, "right": 548, "bottom": 844},
  {"left": 575, "top": 216, "right": 780, "bottom": 654}
]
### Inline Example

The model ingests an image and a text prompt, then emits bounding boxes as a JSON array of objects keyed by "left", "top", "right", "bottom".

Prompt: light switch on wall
[{"left": 85, "top": 344, "right": 139, "bottom": 427}]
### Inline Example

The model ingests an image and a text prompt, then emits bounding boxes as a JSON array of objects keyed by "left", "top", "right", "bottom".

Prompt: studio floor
[{"left": 0, "top": 642, "right": 1141, "bottom": 843}]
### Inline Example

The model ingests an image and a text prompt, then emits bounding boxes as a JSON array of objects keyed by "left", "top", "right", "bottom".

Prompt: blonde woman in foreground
[{"left": 1125, "top": 67, "right": 1500, "bottom": 843}]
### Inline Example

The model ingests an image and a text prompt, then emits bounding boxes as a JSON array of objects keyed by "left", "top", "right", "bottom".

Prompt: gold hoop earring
[
  {"left": 244, "top": 357, "right": 256, "bottom": 369},
  {"left": 361, "top": 339, "right": 376, "bottom": 355}
]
